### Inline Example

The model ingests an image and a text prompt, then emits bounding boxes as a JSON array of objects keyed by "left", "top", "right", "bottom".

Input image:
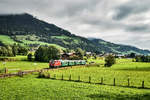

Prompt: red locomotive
[{"left": 49, "top": 60, "right": 61, "bottom": 68}]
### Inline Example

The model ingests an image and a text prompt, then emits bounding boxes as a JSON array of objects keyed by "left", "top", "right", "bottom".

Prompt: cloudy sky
[{"left": 0, "top": 0, "right": 150, "bottom": 49}]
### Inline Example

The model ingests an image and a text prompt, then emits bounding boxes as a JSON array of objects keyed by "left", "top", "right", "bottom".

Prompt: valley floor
[
  {"left": 1, "top": 74, "right": 150, "bottom": 100},
  {"left": 1, "top": 57, "right": 150, "bottom": 100}
]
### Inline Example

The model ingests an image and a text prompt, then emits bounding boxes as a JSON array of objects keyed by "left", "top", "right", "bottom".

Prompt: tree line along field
[{"left": 1, "top": 57, "right": 150, "bottom": 99}]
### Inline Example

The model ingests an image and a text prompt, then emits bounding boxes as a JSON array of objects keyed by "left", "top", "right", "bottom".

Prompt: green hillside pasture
[
  {"left": 22, "top": 40, "right": 65, "bottom": 50},
  {"left": 15, "top": 35, "right": 40, "bottom": 41},
  {"left": 51, "top": 35, "right": 81, "bottom": 44},
  {"left": 51, "top": 35, "right": 71, "bottom": 39},
  {"left": 0, "top": 74, "right": 150, "bottom": 100},
  {"left": 0, "top": 35, "right": 16, "bottom": 45},
  {"left": 0, "top": 61, "right": 49, "bottom": 73},
  {"left": 45, "top": 62, "right": 150, "bottom": 88},
  {"left": 0, "top": 35, "right": 65, "bottom": 50},
  {"left": 15, "top": 35, "right": 65, "bottom": 49}
]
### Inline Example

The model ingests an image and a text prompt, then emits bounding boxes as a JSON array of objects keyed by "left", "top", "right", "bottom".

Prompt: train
[{"left": 49, "top": 60, "right": 86, "bottom": 68}]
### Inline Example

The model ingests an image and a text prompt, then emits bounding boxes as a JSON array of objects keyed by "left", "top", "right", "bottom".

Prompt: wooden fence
[
  {"left": 0, "top": 69, "right": 42, "bottom": 78},
  {"left": 40, "top": 73, "right": 148, "bottom": 89}
]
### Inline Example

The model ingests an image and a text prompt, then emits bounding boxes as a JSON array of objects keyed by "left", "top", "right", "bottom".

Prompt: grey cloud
[
  {"left": 125, "top": 24, "right": 150, "bottom": 33},
  {"left": 113, "top": 0, "right": 150, "bottom": 20},
  {"left": 46, "top": 0, "right": 100, "bottom": 17}
]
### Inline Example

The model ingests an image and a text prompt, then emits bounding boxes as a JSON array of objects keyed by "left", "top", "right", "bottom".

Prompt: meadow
[
  {"left": 1, "top": 57, "right": 150, "bottom": 99},
  {"left": 43, "top": 62, "right": 150, "bottom": 88},
  {"left": 0, "top": 74, "right": 150, "bottom": 100},
  {"left": 0, "top": 35, "right": 17, "bottom": 45},
  {"left": 0, "top": 35, "right": 65, "bottom": 50},
  {"left": 0, "top": 61, "right": 48, "bottom": 73},
  {"left": 0, "top": 56, "right": 49, "bottom": 73}
]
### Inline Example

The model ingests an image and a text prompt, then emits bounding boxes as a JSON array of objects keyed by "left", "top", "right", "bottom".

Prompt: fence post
[
  {"left": 113, "top": 78, "right": 116, "bottom": 86},
  {"left": 5, "top": 68, "right": 8, "bottom": 74},
  {"left": 142, "top": 81, "right": 144, "bottom": 88},
  {"left": 69, "top": 74, "right": 71, "bottom": 81},
  {"left": 128, "top": 78, "right": 130, "bottom": 87},
  {"left": 89, "top": 76, "right": 91, "bottom": 83},
  {"left": 101, "top": 77, "right": 103, "bottom": 84},
  {"left": 39, "top": 72, "right": 42, "bottom": 78},
  {"left": 47, "top": 73, "right": 50, "bottom": 78},
  {"left": 38, "top": 69, "right": 41, "bottom": 72},
  {"left": 54, "top": 74, "right": 56, "bottom": 79},
  {"left": 61, "top": 74, "right": 63, "bottom": 80},
  {"left": 78, "top": 76, "right": 80, "bottom": 82},
  {"left": 18, "top": 70, "right": 23, "bottom": 77}
]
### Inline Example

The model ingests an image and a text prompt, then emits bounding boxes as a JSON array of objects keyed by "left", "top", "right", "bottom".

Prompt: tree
[
  {"left": 63, "top": 48, "right": 70, "bottom": 54},
  {"left": 75, "top": 48, "right": 85, "bottom": 60},
  {"left": 135, "top": 56, "right": 141, "bottom": 62},
  {"left": 0, "top": 47, "right": 7, "bottom": 56},
  {"left": 93, "top": 53, "right": 97, "bottom": 59},
  {"left": 12, "top": 44, "right": 18, "bottom": 56},
  {"left": 17, "top": 46, "right": 28, "bottom": 55},
  {"left": 105, "top": 54, "right": 116, "bottom": 67},
  {"left": 129, "top": 53, "right": 136, "bottom": 58},
  {"left": 47, "top": 46, "right": 61, "bottom": 61},
  {"left": 27, "top": 53, "right": 33, "bottom": 61},
  {"left": 5, "top": 45, "right": 14, "bottom": 56},
  {"left": 34, "top": 46, "right": 60, "bottom": 62},
  {"left": 135, "top": 55, "right": 150, "bottom": 62}
]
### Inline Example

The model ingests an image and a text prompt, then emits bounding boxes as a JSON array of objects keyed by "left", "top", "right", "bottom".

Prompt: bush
[
  {"left": 105, "top": 54, "right": 116, "bottom": 67},
  {"left": 27, "top": 53, "right": 33, "bottom": 61}
]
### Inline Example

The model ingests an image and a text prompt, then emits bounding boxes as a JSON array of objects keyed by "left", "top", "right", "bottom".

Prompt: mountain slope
[
  {"left": 89, "top": 38, "right": 150, "bottom": 55},
  {"left": 0, "top": 13, "right": 149, "bottom": 55}
]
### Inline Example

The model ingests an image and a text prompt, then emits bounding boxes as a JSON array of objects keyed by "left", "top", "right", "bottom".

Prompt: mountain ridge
[{"left": 0, "top": 13, "right": 149, "bottom": 55}]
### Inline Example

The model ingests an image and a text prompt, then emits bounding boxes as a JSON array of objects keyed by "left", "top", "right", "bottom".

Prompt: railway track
[{"left": 0, "top": 63, "right": 101, "bottom": 78}]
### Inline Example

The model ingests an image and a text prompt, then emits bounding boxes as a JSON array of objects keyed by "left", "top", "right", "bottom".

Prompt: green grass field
[
  {"left": 0, "top": 74, "right": 150, "bottom": 100},
  {"left": 0, "top": 60, "right": 48, "bottom": 73},
  {"left": 0, "top": 35, "right": 17, "bottom": 45},
  {"left": 42, "top": 58, "right": 150, "bottom": 88},
  {"left": 0, "top": 55, "right": 27, "bottom": 61},
  {"left": 0, "top": 35, "right": 65, "bottom": 49},
  {"left": 0, "top": 55, "right": 47, "bottom": 73},
  {"left": 1, "top": 58, "right": 150, "bottom": 99},
  {"left": 44, "top": 65, "right": 150, "bottom": 88},
  {"left": 21, "top": 40, "right": 65, "bottom": 50}
]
